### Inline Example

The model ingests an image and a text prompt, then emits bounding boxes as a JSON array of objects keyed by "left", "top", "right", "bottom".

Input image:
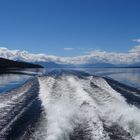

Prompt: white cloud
[
  {"left": 132, "top": 39, "right": 140, "bottom": 43},
  {"left": 64, "top": 48, "right": 73, "bottom": 51},
  {"left": 0, "top": 40, "right": 140, "bottom": 65},
  {"left": 129, "top": 45, "right": 140, "bottom": 53}
]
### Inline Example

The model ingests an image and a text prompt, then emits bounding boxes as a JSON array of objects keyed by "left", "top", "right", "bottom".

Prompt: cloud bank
[{"left": 0, "top": 43, "right": 140, "bottom": 65}]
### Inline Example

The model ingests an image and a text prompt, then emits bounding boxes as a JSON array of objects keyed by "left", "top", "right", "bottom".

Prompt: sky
[{"left": 0, "top": 0, "right": 140, "bottom": 57}]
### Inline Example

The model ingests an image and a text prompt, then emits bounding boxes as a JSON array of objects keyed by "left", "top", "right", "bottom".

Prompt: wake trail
[
  {"left": 0, "top": 78, "right": 40, "bottom": 139},
  {"left": 29, "top": 71, "right": 140, "bottom": 140},
  {"left": 35, "top": 75, "right": 109, "bottom": 140}
]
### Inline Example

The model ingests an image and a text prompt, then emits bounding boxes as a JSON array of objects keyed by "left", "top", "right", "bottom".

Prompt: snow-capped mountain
[
  {"left": 0, "top": 47, "right": 69, "bottom": 64},
  {"left": 0, "top": 46, "right": 140, "bottom": 66}
]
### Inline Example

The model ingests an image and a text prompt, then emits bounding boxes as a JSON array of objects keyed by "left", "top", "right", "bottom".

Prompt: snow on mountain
[
  {"left": 0, "top": 45, "right": 140, "bottom": 65},
  {"left": 0, "top": 47, "right": 63, "bottom": 63}
]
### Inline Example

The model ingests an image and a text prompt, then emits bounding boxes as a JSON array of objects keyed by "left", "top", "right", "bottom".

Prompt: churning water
[{"left": 0, "top": 70, "right": 140, "bottom": 140}]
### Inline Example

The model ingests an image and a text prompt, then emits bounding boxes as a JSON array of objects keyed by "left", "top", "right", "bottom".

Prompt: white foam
[
  {"left": 37, "top": 74, "right": 140, "bottom": 140},
  {"left": 82, "top": 76, "right": 140, "bottom": 140},
  {"left": 38, "top": 76, "right": 78, "bottom": 140},
  {"left": 38, "top": 76, "right": 109, "bottom": 140}
]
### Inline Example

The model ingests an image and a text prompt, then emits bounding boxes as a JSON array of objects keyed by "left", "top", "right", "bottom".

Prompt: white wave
[
  {"left": 38, "top": 76, "right": 109, "bottom": 140},
  {"left": 36, "top": 74, "right": 140, "bottom": 140},
  {"left": 37, "top": 76, "right": 77, "bottom": 140},
  {"left": 82, "top": 76, "right": 140, "bottom": 140},
  {"left": 0, "top": 79, "right": 36, "bottom": 137}
]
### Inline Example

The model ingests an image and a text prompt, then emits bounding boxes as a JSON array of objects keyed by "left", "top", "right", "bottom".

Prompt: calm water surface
[
  {"left": 82, "top": 68, "right": 140, "bottom": 89},
  {"left": 0, "top": 68, "right": 140, "bottom": 93},
  {"left": 0, "top": 74, "right": 32, "bottom": 93},
  {"left": 47, "top": 68, "right": 140, "bottom": 89},
  {"left": 0, "top": 68, "right": 44, "bottom": 93}
]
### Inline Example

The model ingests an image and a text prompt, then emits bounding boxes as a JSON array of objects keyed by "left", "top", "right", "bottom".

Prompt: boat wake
[{"left": 0, "top": 70, "right": 140, "bottom": 140}]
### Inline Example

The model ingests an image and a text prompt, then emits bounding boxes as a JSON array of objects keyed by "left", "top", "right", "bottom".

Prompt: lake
[
  {"left": 0, "top": 68, "right": 44, "bottom": 93},
  {"left": 82, "top": 68, "right": 140, "bottom": 89},
  {"left": 0, "top": 73, "right": 32, "bottom": 93},
  {"left": 0, "top": 68, "right": 140, "bottom": 140},
  {"left": 46, "top": 68, "right": 140, "bottom": 89},
  {"left": 0, "top": 68, "right": 140, "bottom": 93}
]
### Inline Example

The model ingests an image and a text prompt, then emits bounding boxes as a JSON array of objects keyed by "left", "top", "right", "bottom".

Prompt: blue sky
[{"left": 0, "top": 0, "right": 140, "bottom": 56}]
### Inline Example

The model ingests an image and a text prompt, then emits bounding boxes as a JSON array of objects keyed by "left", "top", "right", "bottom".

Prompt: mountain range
[{"left": 0, "top": 47, "right": 140, "bottom": 68}]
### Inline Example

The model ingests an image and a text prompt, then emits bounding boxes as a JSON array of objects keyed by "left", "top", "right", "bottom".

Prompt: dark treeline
[{"left": 0, "top": 58, "right": 43, "bottom": 69}]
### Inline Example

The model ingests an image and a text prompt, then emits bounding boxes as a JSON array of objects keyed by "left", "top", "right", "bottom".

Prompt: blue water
[
  {"left": 47, "top": 68, "right": 140, "bottom": 89},
  {"left": 0, "top": 73, "right": 32, "bottom": 93},
  {"left": 0, "top": 68, "right": 140, "bottom": 139},
  {"left": 0, "top": 68, "right": 140, "bottom": 93},
  {"left": 0, "top": 68, "right": 45, "bottom": 93},
  {"left": 80, "top": 68, "right": 140, "bottom": 89}
]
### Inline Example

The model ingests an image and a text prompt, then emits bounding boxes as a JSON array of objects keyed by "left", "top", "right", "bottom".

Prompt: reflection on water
[
  {"left": 81, "top": 68, "right": 140, "bottom": 89},
  {"left": 0, "top": 68, "right": 140, "bottom": 93},
  {"left": 0, "top": 74, "right": 31, "bottom": 93},
  {"left": 45, "top": 68, "right": 140, "bottom": 89},
  {"left": 108, "top": 72, "right": 140, "bottom": 89},
  {"left": 0, "top": 68, "right": 45, "bottom": 93},
  {"left": 7, "top": 68, "right": 45, "bottom": 75}
]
